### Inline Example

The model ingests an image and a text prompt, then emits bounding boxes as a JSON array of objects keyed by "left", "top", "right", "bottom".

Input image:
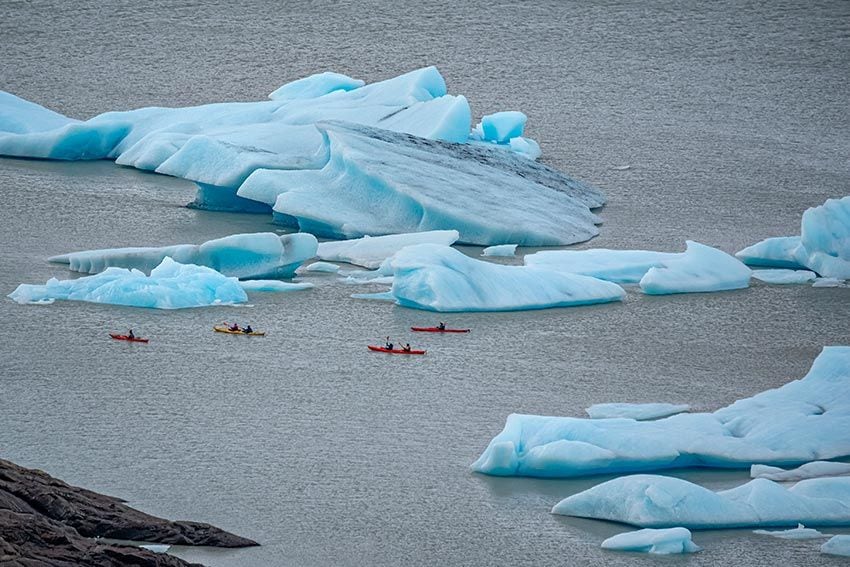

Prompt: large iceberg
[
  {"left": 8, "top": 258, "right": 247, "bottom": 309},
  {"left": 737, "top": 196, "right": 850, "bottom": 278},
  {"left": 472, "top": 347, "right": 850, "bottom": 477},
  {"left": 525, "top": 241, "right": 751, "bottom": 294},
  {"left": 552, "top": 475, "right": 850, "bottom": 529},
  {"left": 316, "top": 230, "right": 459, "bottom": 269},
  {"left": 0, "top": 68, "right": 605, "bottom": 246},
  {"left": 49, "top": 233, "right": 318, "bottom": 279},
  {"left": 356, "top": 244, "right": 625, "bottom": 312},
  {"left": 601, "top": 527, "right": 700, "bottom": 554},
  {"left": 750, "top": 461, "right": 850, "bottom": 482}
]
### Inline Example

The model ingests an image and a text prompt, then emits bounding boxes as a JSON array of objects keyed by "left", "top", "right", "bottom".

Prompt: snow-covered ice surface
[
  {"left": 601, "top": 527, "right": 700, "bottom": 554},
  {"left": 356, "top": 244, "right": 625, "bottom": 312},
  {"left": 296, "top": 261, "right": 341, "bottom": 274},
  {"left": 752, "top": 524, "right": 831, "bottom": 539},
  {"left": 482, "top": 244, "right": 518, "bottom": 257},
  {"left": 525, "top": 241, "right": 751, "bottom": 294},
  {"left": 752, "top": 269, "right": 817, "bottom": 284},
  {"left": 552, "top": 474, "right": 850, "bottom": 529},
  {"left": 822, "top": 535, "right": 850, "bottom": 557},
  {"left": 472, "top": 346, "right": 850, "bottom": 477},
  {"left": 585, "top": 403, "right": 690, "bottom": 420},
  {"left": 316, "top": 230, "right": 459, "bottom": 268},
  {"left": 0, "top": 68, "right": 605, "bottom": 246},
  {"left": 239, "top": 280, "right": 314, "bottom": 292},
  {"left": 751, "top": 462, "right": 850, "bottom": 482},
  {"left": 49, "top": 233, "right": 318, "bottom": 279},
  {"left": 8, "top": 257, "right": 246, "bottom": 309},
  {"left": 737, "top": 196, "right": 850, "bottom": 278}
]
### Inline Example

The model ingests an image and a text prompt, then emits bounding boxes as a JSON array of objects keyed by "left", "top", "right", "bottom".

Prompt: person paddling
[
  {"left": 402, "top": 343, "right": 412, "bottom": 352},
  {"left": 385, "top": 336, "right": 394, "bottom": 350},
  {"left": 128, "top": 329, "right": 135, "bottom": 339},
  {"left": 437, "top": 322, "right": 446, "bottom": 330},
  {"left": 229, "top": 322, "right": 240, "bottom": 332},
  {"left": 243, "top": 325, "right": 253, "bottom": 334}
]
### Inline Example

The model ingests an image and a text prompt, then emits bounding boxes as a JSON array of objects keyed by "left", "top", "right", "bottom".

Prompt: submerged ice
[
  {"left": 0, "top": 68, "right": 604, "bottom": 246},
  {"left": 9, "top": 258, "right": 247, "bottom": 309},
  {"left": 473, "top": 347, "right": 850, "bottom": 477},
  {"left": 49, "top": 232, "right": 318, "bottom": 279}
]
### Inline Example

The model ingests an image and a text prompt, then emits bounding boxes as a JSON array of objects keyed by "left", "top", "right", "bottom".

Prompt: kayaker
[
  {"left": 128, "top": 329, "right": 135, "bottom": 339},
  {"left": 229, "top": 322, "right": 240, "bottom": 332},
  {"left": 402, "top": 343, "right": 412, "bottom": 352},
  {"left": 437, "top": 322, "right": 445, "bottom": 330},
  {"left": 385, "top": 336, "right": 393, "bottom": 350},
  {"left": 244, "top": 325, "right": 253, "bottom": 334}
]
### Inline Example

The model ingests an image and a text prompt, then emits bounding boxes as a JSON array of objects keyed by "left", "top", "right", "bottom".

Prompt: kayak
[
  {"left": 410, "top": 327, "right": 470, "bottom": 333},
  {"left": 110, "top": 334, "right": 149, "bottom": 343},
  {"left": 368, "top": 345, "right": 426, "bottom": 355},
  {"left": 213, "top": 326, "right": 266, "bottom": 336}
]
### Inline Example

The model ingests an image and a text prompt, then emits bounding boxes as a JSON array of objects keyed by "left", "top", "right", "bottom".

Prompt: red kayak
[
  {"left": 410, "top": 327, "right": 470, "bottom": 333},
  {"left": 368, "top": 345, "right": 426, "bottom": 355},
  {"left": 110, "top": 334, "right": 149, "bottom": 343}
]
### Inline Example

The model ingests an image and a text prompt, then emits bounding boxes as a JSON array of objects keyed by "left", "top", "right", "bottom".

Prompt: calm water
[{"left": 1, "top": 1, "right": 849, "bottom": 565}]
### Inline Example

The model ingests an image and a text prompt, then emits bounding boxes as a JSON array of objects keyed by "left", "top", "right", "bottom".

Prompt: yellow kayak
[{"left": 213, "top": 326, "right": 266, "bottom": 336}]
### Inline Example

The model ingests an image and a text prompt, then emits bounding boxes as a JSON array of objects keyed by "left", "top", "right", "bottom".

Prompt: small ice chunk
[
  {"left": 479, "top": 111, "right": 527, "bottom": 143},
  {"left": 139, "top": 544, "right": 171, "bottom": 553},
  {"left": 296, "top": 261, "right": 340, "bottom": 274},
  {"left": 601, "top": 527, "right": 700, "bottom": 554},
  {"left": 813, "top": 278, "right": 847, "bottom": 288},
  {"left": 586, "top": 403, "right": 690, "bottom": 420},
  {"left": 482, "top": 244, "right": 518, "bottom": 257},
  {"left": 239, "top": 280, "right": 314, "bottom": 292},
  {"left": 753, "top": 524, "right": 831, "bottom": 540},
  {"left": 750, "top": 461, "right": 850, "bottom": 482},
  {"left": 822, "top": 535, "right": 850, "bottom": 557},
  {"left": 752, "top": 269, "right": 817, "bottom": 284}
]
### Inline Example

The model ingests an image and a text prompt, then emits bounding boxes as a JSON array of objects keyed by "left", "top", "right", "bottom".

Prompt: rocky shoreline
[{"left": 0, "top": 458, "right": 257, "bottom": 566}]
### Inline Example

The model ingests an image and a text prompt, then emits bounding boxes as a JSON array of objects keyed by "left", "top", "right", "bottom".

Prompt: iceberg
[
  {"left": 239, "top": 280, "right": 314, "bottom": 292},
  {"left": 49, "top": 233, "right": 318, "bottom": 280},
  {"left": 525, "top": 241, "right": 751, "bottom": 294},
  {"left": 751, "top": 269, "right": 817, "bottom": 284},
  {"left": 750, "top": 461, "right": 850, "bottom": 482},
  {"left": 8, "top": 258, "right": 247, "bottom": 309},
  {"left": 585, "top": 403, "right": 690, "bottom": 420},
  {"left": 753, "top": 524, "right": 831, "bottom": 539},
  {"left": 478, "top": 111, "right": 527, "bottom": 143},
  {"left": 601, "top": 527, "right": 700, "bottom": 554},
  {"left": 139, "top": 544, "right": 171, "bottom": 554},
  {"left": 472, "top": 347, "right": 850, "bottom": 477},
  {"left": 0, "top": 68, "right": 604, "bottom": 247},
  {"left": 482, "top": 244, "right": 518, "bottom": 257},
  {"left": 737, "top": 196, "right": 850, "bottom": 278},
  {"left": 552, "top": 475, "right": 850, "bottom": 529},
  {"left": 822, "top": 535, "right": 850, "bottom": 557},
  {"left": 316, "top": 230, "right": 459, "bottom": 269},
  {"left": 357, "top": 244, "right": 625, "bottom": 312},
  {"left": 296, "top": 261, "right": 340, "bottom": 274},
  {"left": 812, "top": 277, "right": 847, "bottom": 288}
]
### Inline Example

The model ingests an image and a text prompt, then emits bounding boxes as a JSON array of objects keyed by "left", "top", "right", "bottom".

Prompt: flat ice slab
[
  {"left": 822, "top": 535, "right": 850, "bottom": 557},
  {"left": 357, "top": 243, "right": 625, "bottom": 312},
  {"left": 553, "top": 474, "right": 850, "bottom": 529},
  {"left": 585, "top": 403, "right": 690, "bottom": 420},
  {"left": 753, "top": 524, "right": 831, "bottom": 540},
  {"left": 9, "top": 257, "right": 246, "bottom": 309},
  {"left": 601, "top": 527, "right": 700, "bottom": 554},
  {"left": 482, "top": 244, "right": 518, "bottom": 257},
  {"left": 752, "top": 269, "right": 817, "bottom": 284},
  {"left": 316, "top": 230, "right": 459, "bottom": 269},
  {"left": 296, "top": 261, "right": 340, "bottom": 274},
  {"left": 750, "top": 461, "right": 850, "bottom": 482},
  {"left": 473, "top": 347, "right": 850, "bottom": 477},
  {"left": 49, "top": 233, "right": 318, "bottom": 279},
  {"left": 239, "top": 280, "right": 314, "bottom": 292}
]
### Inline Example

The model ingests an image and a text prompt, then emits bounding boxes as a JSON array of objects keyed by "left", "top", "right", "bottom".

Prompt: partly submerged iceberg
[
  {"left": 525, "top": 241, "right": 751, "bottom": 294},
  {"left": 9, "top": 258, "right": 246, "bottom": 309},
  {"left": 316, "top": 230, "right": 459, "bottom": 268},
  {"left": 585, "top": 403, "right": 690, "bottom": 420},
  {"left": 552, "top": 475, "right": 850, "bottom": 529},
  {"left": 0, "top": 68, "right": 604, "bottom": 246},
  {"left": 356, "top": 244, "right": 625, "bottom": 312},
  {"left": 472, "top": 347, "right": 850, "bottom": 477},
  {"left": 601, "top": 527, "right": 700, "bottom": 554},
  {"left": 753, "top": 524, "right": 831, "bottom": 539},
  {"left": 822, "top": 535, "right": 850, "bottom": 557},
  {"left": 737, "top": 196, "right": 850, "bottom": 278},
  {"left": 49, "top": 233, "right": 318, "bottom": 279},
  {"left": 751, "top": 269, "right": 817, "bottom": 284},
  {"left": 751, "top": 461, "right": 850, "bottom": 482}
]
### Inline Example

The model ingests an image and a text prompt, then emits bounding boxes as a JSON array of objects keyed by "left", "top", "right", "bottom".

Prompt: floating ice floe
[
  {"left": 822, "top": 535, "right": 850, "bottom": 557},
  {"left": 751, "top": 269, "right": 817, "bottom": 284},
  {"left": 239, "top": 280, "right": 314, "bottom": 292},
  {"left": 751, "top": 461, "right": 850, "bottom": 482},
  {"left": 812, "top": 277, "right": 847, "bottom": 288},
  {"left": 139, "top": 544, "right": 171, "bottom": 554},
  {"left": 354, "top": 244, "right": 625, "bottom": 312},
  {"left": 49, "top": 233, "right": 318, "bottom": 279},
  {"left": 482, "top": 244, "right": 518, "bottom": 257},
  {"left": 737, "top": 196, "right": 850, "bottom": 279},
  {"left": 552, "top": 474, "right": 850, "bottom": 529},
  {"left": 525, "top": 241, "right": 751, "bottom": 294},
  {"left": 0, "top": 68, "right": 604, "bottom": 246},
  {"left": 472, "top": 347, "right": 850, "bottom": 477},
  {"left": 585, "top": 403, "right": 690, "bottom": 420},
  {"left": 601, "top": 527, "right": 700, "bottom": 554},
  {"left": 9, "top": 258, "right": 246, "bottom": 309},
  {"left": 753, "top": 523, "right": 831, "bottom": 540},
  {"left": 316, "top": 230, "right": 459, "bottom": 268},
  {"left": 296, "top": 261, "right": 340, "bottom": 274}
]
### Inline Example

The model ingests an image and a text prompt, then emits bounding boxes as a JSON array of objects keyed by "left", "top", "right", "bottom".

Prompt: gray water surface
[{"left": 1, "top": 1, "right": 849, "bottom": 565}]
